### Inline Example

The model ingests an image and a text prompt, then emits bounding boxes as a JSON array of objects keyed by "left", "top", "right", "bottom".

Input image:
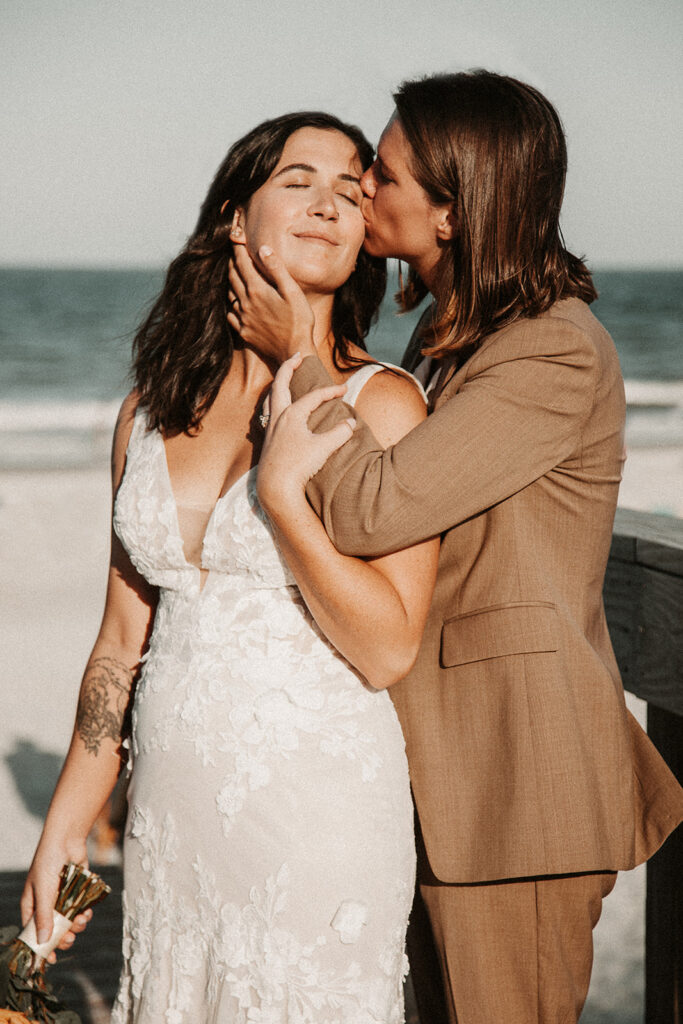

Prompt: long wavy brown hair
[
  {"left": 393, "top": 71, "right": 597, "bottom": 361},
  {"left": 133, "top": 112, "right": 386, "bottom": 435}
]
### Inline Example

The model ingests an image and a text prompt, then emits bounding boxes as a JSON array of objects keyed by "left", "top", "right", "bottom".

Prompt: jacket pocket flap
[{"left": 441, "top": 602, "right": 558, "bottom": 667}]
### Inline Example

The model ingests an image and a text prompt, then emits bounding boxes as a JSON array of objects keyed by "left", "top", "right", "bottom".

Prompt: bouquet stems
[{"left": 0, "top": 864, "right": 110, "bottom": 1024}]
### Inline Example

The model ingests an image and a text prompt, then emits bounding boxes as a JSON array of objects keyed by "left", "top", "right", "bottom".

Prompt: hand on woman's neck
[
  {"left": 307, "top": 292, "right": 336, "bottom": 351},
  {"left": 296, "top": 291, "right": 336, "bottom": 369},
  {"left": 235, "top": 291, "right": 334, "bottom": 384}
]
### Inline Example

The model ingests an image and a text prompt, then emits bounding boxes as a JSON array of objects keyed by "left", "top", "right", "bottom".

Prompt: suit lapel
[
  {"left": 401, "top": 301, "right": 477, "bottom": 410},
  {"left": 432, "top": 355, "right": 473, "bottom": 409},
  {"left": 401, "top": 304, "right": 435, "bottom": 372}
]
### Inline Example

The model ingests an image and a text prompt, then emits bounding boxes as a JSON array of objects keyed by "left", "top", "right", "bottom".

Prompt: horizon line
[{"left": 1, "top": 260, "right": 682, "bottom": 274}]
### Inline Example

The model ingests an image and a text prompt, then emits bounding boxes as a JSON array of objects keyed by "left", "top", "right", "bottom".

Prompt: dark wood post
[
  {"left": 645, "top": 705, "right": 682, "bottom": 1024},
  {"left": 604, "top": 508, "right": 683, "bottom": 1024}
]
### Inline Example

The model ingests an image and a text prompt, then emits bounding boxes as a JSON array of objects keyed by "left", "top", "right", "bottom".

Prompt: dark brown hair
[
  {"left": 133, "top": 112, "right": 386, "bottom": 434},
  {"left": 394, "top": 70, "right": 597, "bottom": 360}
]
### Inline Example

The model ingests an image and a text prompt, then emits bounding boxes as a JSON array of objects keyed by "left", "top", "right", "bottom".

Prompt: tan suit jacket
[{"left": 292, "top": 297, "right": 683, "bottom": 883}]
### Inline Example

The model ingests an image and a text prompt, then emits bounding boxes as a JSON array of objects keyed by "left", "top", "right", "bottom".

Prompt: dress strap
[
  {"left": 123, "top": 402, "right": 148, "bottom": 456},
  {"left": 343, "top": 362, "right": 427, "bottom": 408}
]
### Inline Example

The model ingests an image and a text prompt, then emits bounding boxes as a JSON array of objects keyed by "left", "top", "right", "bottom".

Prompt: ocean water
[{"left": 0, "top": 266, "right": 681, "bottom": 470}]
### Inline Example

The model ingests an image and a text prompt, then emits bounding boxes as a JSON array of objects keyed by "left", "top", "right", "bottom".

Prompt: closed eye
[
  {"left": 286, "top": 183, "right": 359, "bottom": 206},
  {"left": 375, "top": 160, "right": 394, "bottom": 184}
]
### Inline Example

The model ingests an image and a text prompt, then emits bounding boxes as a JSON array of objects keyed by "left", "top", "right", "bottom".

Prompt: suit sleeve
[{"left": 291, "top": 316, "right": 599, "bottom": 557}]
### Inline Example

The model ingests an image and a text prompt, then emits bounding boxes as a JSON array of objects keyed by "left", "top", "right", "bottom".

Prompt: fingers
[
  {"left": 231, "top": 243, "right": 300, "bottom": 301},
  {"left": 53, "top": 907, "right": 89, "bottom": 953},
  {"left": 231, "top": 244, "right": 262, "bottom": 291},
  {"left": 268, "top": 382, "right": 349, "bottom": 441},
  {"left": 69, "top": 909, "right": 93, "bottom": 934},
  {"left": 34, "top": 881, "right": 60, "bottom": 945},
  {"left": 28, "top": 899, "right": 93, "bottom": 962},
  {"left": 54, "top": 930, "right": 76, "bottom": 955},
  {"left": 227, "top": 260, "right": 248, "bottom": 306},
  {"left": 266, "top": 382, "right": 348, "bottom": 444},
  {"left": 226, "top": 288, "right": 241, "bottom": 335},
  {"left": 227, "top": 248, "right": 274, "bottom": 340},
  {"left": 19, "top": 882, "right": 35, "bottom": 929},
  {"left": 317, "top": 418, "right": 358, "bottom": 457},
  {"left": 292, "top": 383, "right": 349, "bottom": 420},
  {"left": 227, "top": 244, "right": 315, "bottom": 360},
  {"left": 269, "top": 353, "right": 303, "bottom": 423},
  {"left": 42, "top": 908, "right": 93, "bottom": 962},
  {"left": 253, "top": 245, "right": 298, "bottom": 296}
]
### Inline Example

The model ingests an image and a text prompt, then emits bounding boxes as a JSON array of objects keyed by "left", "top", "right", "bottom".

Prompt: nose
[
  {"left": 308, "top": 188, "right": 339, "bottom": 220},
  {"left": 360, "top": 165, "right": 377, "bottom": 199}
]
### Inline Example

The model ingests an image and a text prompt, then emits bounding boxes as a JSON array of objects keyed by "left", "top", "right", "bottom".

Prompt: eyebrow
[
  {"left": 273, "top": 163, "right": 361, "bottom": 186},
  {"left": 377, "top": 152, "right": 397, "bottom": 179}
]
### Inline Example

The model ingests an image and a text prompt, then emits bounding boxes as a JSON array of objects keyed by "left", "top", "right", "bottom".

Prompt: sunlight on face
[
  {"left": 236, "top": 128, "right": 366, "bottom": 296},
  {"left": 360, "top": 116, "right": 452, "bottom": 285}
]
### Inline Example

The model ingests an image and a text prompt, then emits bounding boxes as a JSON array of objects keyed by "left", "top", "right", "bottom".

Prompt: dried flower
[{"left": 0, "top": 864, "right": 110, "bottom": 1023}]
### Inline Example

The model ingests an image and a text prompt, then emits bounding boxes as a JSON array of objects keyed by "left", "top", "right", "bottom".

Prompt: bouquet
[{"left": 0, "top": 864, "right": 110, "bottom": 1024}]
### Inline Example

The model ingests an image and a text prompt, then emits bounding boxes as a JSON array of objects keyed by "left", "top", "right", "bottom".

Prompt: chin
[
  {"left": 296, "top": 276, "right": 346, "bottom": 296},
  {"left": 361, "top": 234, "right": 389, "bottom": 258},
  {"left": 288, "top": 260, "right": 353, "bottom": 295}
]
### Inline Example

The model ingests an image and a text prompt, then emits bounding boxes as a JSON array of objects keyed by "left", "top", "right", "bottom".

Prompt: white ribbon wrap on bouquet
[{"left": 19, "top": 910, "right": 73, "bottom": 958}]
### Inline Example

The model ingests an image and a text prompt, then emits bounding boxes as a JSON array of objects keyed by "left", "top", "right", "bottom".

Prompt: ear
[
  {"left": 435, "top": 205, "right": 455, "bottom": 242},
  {"left": 229, "top": 208, "right": 246, "bottom": 244}
]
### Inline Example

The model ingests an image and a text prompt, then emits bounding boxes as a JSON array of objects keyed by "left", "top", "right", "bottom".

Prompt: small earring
[{"left": 230, "top": 225, "right": 243, "bottom": 238}]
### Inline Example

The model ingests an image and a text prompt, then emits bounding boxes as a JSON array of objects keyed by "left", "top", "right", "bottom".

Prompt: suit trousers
[{"left": 407, "top": 837, "right": 618, "bottom": 1024}]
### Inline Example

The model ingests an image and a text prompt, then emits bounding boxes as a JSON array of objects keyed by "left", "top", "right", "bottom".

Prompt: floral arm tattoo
[{"left": 76, "top": 656, "right": 134, "bottom": 756}]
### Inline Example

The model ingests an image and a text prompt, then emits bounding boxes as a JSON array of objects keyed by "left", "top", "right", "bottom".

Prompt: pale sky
[{"left": 2, "top": 0, "right": 681, "bottom": 268}]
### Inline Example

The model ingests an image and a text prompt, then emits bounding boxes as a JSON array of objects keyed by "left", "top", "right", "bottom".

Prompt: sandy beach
[
  {"left": 1, "top": 467, "right": 111, "bottom": 868},
  {"left": 0, "top": 445, "right": 678, "bottom": 1021}
]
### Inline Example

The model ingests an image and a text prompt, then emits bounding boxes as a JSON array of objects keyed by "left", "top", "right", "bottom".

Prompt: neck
[
  {"left": 231, "top": 345, "right": 277, "bottom": 391},
  {"left": 307, "top": 292, "right": 336, "bottom": 359},
  {"left": 412, "top": 247, "right": 444, "bottom": 295},
  {"left": 234, "top": 291, "right": 335, "bottom": 384}
]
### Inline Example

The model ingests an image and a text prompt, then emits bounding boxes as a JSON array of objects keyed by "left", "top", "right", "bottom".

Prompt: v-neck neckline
[
  {"left": 150, "top": 414, "right": 257, "bottom": 571},
  {"left": 139, "top": 359, "right": 376, "bottom": 570}
]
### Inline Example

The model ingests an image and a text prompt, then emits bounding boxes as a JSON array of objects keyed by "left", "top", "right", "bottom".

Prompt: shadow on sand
[{"left": 5, "top": 738, "right": 63, "bottom": 820}]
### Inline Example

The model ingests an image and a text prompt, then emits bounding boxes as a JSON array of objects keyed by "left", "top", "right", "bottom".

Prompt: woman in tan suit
[{"left": 229, "top": 71, "right": 683, "bottom": 1024}]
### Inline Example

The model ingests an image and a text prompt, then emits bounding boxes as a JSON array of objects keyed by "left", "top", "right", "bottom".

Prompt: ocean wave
[
  {"left": 624, "top": 380, "right": 683, "bottom": 407},
  {"left": 0, "top": 399, "right": 122, "bottom": 432},
  {"left": 2, "top": 380, "right": 681, "bottom": 427},
  {"left": 0, "top": 380, "right": 681, "bottom": 471}
]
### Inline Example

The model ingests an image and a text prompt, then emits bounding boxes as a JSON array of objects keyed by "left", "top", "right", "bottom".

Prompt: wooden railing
[{"left": 603, "top": 507, "right": 683, "bottom": 1024}]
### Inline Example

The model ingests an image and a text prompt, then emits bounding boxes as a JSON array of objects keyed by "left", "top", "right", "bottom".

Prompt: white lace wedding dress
[{"left": 110, "top": 364, "right": 417, "bottom": 1024}]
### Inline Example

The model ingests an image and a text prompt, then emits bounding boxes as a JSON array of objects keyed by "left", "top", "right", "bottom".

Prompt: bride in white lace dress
[{"left": 22, "top": 113, "right": 439, "bottom": 1022}]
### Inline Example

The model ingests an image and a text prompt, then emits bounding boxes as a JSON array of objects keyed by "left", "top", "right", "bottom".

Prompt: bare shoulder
[
  {"left": 354, "top": 368, "right": 427, "bottom": 448},
  {"left": 111, "top": 391, "right": 140, "bottom": 485}
]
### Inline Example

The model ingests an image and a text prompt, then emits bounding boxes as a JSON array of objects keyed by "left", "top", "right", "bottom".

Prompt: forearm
[
  {"left": 267, "top": 496, "right": 421, "bottom": 689},
  {"left": 40, "top": 644, "right": 138, "bottom": 846},
  {"left": 290, "top": 326, "right": 599, "bottom": 555}
]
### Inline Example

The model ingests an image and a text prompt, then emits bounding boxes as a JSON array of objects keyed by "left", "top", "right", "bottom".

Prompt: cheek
[
  {"left": 241, "top": 196, "right": 291, "bottom": 252},
  {"left": 374, "top": 189, "right": 401, "bottom": 233},
  {"left": 349, "top": 221, "right": 365, "bottom": 260},
  {"left": 335, "top": 213, "right": 365, "bottom": 267},
  {"left": 242, "top": 213, "right": 277, "bottom": 252}
]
